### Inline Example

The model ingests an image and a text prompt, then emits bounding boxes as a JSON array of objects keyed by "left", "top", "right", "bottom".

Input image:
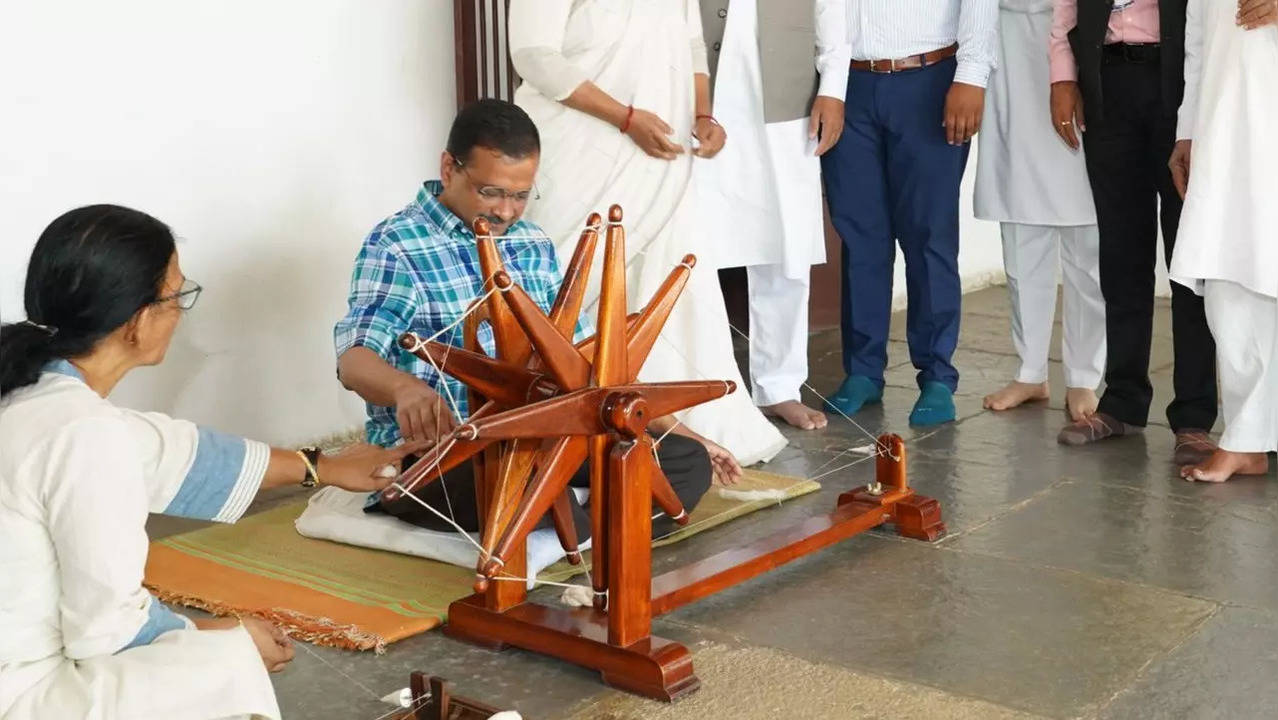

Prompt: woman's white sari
[{"left": 510, "top": 0, "right": 787, "bottom": 465}]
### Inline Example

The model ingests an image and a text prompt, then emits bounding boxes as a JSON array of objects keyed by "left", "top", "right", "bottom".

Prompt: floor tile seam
[
  {"left": 1084, "top": 479, "right": 1278, "bottom": 526},
  {"left": 929, "top": 541, "right": 1231, "bottom": 608},
  {"left": 932, "top": 477, "right": 1077, "bottom": 546},
  {"left": 652, "top": 615, "right": 1058, "bottom": 720},
  {"left": 1081, "top": 603, "right": 1225, "bottom": 720}
]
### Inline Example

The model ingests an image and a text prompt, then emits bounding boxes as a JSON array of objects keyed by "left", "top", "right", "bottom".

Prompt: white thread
[
  {"left": 399, "top": 287, "right": 500, "bottom": 356},
  {"left": 389, "top": 481, "right": 488, "bottom": 556},
  {"left": 295, "top": 641, "right": 384, "bottom": 701}
]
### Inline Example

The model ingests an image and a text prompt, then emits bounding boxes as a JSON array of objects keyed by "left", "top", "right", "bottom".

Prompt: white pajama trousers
[
  {"left": 1001, "top": 222, "right": 1106, "bottom": 388},
  {"left": 747, "top": 264, "right": 810, "bottom": 407},
  {"left": 1203, "top": 280, "right": 1278, "bottom": 453}
]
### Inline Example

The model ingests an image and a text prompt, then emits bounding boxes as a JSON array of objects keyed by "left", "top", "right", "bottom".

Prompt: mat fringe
[{"left": 146, "top": 586, "right": 389, "bottom": 653}]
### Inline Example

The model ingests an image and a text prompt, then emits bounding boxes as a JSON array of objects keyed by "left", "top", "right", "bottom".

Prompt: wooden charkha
[{"left": 379, "top": 207, "right": 945, "bottom": 701}]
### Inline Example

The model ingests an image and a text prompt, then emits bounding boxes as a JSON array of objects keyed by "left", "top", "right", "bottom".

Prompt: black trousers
[
  {"left": 1083, "top": 57, "right": 1218, "bottom": 431},
  {"left": 374, "top": 434, "right": 712, "bottom": 542}
]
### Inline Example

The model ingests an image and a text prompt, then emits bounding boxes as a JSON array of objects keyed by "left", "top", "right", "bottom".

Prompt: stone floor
[{"left": 153, "top": 287, "right": 1278, "bottom": 719}]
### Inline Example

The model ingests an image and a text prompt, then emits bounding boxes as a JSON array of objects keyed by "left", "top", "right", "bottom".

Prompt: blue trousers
[{"left": 821, "top": 58, "right": 968, "bottom": 392}]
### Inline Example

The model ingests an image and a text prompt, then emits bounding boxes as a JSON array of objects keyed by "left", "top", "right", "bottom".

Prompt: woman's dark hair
[
  {"left": 445, "top": 98, "right": 541, "bottom": 163},
  {"left": 0, "top": 204, "right": 175, "bottom": 397}
]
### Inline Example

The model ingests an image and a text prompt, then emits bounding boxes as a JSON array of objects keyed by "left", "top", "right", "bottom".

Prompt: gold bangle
[{"left": 296, "top": 449, "right": 321, "bottom": 487}]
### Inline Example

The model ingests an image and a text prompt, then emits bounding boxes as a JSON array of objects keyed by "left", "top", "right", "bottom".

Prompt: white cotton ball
[
  {"left": 376, "top": 464, "right": 398, "bottom": 478},
  {"left": 489, "top": 712, "right": 523, "bottom": 720},
  {"left": 560, "top": 584, "right": 594, "bottom": 608},
  {"left": 380, "top": 688, "right": 412, "bottom": 707}
]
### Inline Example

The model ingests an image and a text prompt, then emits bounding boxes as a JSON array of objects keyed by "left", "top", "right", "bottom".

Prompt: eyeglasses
[
  {"left": 154, "top": 277, "right": 203, "bottom": 310},
  {"left": 453, "top": 159, "right": 540, "bottom": 204}
]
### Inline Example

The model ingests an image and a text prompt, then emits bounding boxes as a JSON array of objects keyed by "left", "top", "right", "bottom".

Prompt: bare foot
[
  {"left": 1180, "top": 449, "right": 1270, "bottom": 483},
  {"left": 1065, "top": 387, "right": 1099, "bottom": 422},
  {"left": 982, "top": 381, "right": 1049, "bottom": 411},
  {"left": 763, "top": 400, "right": 828, "bottom": 430}
]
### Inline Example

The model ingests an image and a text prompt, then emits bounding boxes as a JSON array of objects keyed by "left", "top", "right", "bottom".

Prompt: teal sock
[
  {"left": 824, "top": 375, "right": 883, "bottom": 416},
  {"left": 909, "top": 381, "right": 956, "bottom": 426}
]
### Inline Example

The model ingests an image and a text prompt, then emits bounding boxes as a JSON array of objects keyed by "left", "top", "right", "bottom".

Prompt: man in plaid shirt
[{"left": 333, "top": 100, "right": 720, "bottom": 543}]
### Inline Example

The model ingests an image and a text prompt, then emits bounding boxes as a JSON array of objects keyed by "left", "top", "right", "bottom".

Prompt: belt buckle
[{"left": 869, "top": 58, "right": 896, "bottom": 74}]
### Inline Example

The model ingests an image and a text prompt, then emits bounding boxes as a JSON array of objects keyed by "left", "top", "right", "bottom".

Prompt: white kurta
[
  {"left": 973, "top": 1, "right": 1096, "bottom": 226},
  {"left": 695, "top": 0, "right": 825, "bottom": 278},
  {"left": 1169, "top": 0, "right": 1278, "bottom": 299},
  {"left": 510, "top": 0, "right": 787, "bottom": 466},
  {"left": 0, "top": 363, "right": 279, "bottom": 720}
]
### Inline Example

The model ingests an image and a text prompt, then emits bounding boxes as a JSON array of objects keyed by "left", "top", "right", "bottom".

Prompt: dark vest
[
  {"left": 1067, "top": 0, "right": 1186, "bottom": 124},
  {"left": 700, "top": 0, "right": 819, "bottom": 123}
]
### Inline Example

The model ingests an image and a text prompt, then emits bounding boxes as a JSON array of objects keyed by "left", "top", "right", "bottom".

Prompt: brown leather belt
[{"left": 850, "top": 43, "right": 958, "bottom": 74}]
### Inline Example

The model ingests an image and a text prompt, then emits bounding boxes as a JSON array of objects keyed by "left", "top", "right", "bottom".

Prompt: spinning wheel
[
  {"left": 380, "top": 207, "right": 946, "bottom": 701},
  {"left": 381, "top": 206, "right": 720, "bottom": 600}
]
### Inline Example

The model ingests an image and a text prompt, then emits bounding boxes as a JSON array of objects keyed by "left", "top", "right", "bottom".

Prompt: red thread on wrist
[
  {"left": 696, "top": 114, "right": 721, "bottom": 127},
  {"left": 620, "top": 105, "right": 635, "bottom": 133}
]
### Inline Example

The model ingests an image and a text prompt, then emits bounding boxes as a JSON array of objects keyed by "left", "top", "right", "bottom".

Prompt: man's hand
[
  {"left": 693, "top": 116, "right": 727, "bottom": 158},
  {"left": 702, "top": 437, "right": 743, "bottom": 486},
  {"left": 809, "top": 96, "right": 845, "bottom": 156},
  {"left": 1050, "top": 81, "right": 1086, "bottom": 150},
  {"left": 943, "top": 82, "right": 985, "bottom": 145},
  {"left": 317, "top": 441, "right": 431, "bottom": 492},
  {"left": 393, "top": 379, "right": 457, "bottom": 444},
  {"left": 1239, "top": 0, "right": 1278, "bottom": 28},
  {"left": 1169, "top": 139, "right": 1193, "bottom": 200},
  {"left": 626, "top": 109, "right": 686, "bottom": 160},
  {"left": 243, "top": 617, "right": 294, "bottom": 673}
]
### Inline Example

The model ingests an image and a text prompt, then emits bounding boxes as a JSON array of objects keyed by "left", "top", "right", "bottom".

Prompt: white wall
[{"left": 0, "top": 0, "right": 456, "bottom": 445}]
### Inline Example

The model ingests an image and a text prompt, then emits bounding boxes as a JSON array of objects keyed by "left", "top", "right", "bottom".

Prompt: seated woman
[{"left": 0, "top": 205, "right": 419, "bottom": 720}]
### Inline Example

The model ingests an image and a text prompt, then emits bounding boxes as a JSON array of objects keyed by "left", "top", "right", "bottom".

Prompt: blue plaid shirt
[{"left": 335, "top": 181, "right": 584, "bottom": 448}]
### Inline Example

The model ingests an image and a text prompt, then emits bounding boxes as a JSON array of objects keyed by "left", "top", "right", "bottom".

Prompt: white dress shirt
[
  {"left": 816, "top": 0, "right": 854, "bottom": 98},
  {"left": 842, "top": 0, "right": 1000, "bottom": 87}
]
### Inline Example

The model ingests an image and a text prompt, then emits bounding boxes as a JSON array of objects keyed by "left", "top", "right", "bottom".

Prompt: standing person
[
  {"left": 508, "top": 0, "right": 787, "bottom": 466},
  {"left": 1049, "top": 0, "right": 1220, "bottom": 464},
  {"left": 975, "top": 0, "right": 1106, "bottom": 421},
  {"left": 822, "top": 0, "right": 1000, "bottom": 427},
  {"left": 1170, "top": 0, "right": 1278, "bottom": 481},
  {"left": 696, "top": 0, "right": 850, "bottom": 432},
  {"left": 0, "top": 205, "right": 416, "bottom": 720}
]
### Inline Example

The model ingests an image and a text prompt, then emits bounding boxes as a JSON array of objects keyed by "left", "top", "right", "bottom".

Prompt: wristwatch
[{"left": 297, "top": 446, "right": 322, "bottom": 488}]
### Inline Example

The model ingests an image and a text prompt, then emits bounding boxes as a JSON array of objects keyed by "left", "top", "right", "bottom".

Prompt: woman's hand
[
  {"left": 242, "top": 617, "right": 294, "bottom": 673},
  {"left": 626, "top": 109, "right": 686, "bottom": 160},
  {"left": 317, "top": 442, "right": 428, "bottom": 492},
  {"left": 693, "top": 116, "right": 727, "bottom": 158},
  {"left": 1238, "top": 0, "right": 1278, "bottom": 29}
]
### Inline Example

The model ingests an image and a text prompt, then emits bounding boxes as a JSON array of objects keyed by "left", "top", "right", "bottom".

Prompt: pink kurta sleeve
[{"left": 1050, "top": 0, "right": 1080, "bottom": 83}]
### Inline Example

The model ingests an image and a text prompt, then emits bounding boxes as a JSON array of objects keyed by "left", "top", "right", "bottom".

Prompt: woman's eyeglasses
[{"left": 154, "top": 277, "right": 203, "bottom": 310}]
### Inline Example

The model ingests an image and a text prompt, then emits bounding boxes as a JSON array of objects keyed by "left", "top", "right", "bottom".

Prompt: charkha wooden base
[
  {"left": 443, "top": 435, "right": 944, "bottom": 701},
  {"left": 445, "top": 595, "right": 701, "bottom": 701}
]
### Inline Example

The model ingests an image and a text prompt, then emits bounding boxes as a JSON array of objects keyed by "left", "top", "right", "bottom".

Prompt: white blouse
[{"left": 0, "top": 361, "right": 268, "bottom": 711}]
